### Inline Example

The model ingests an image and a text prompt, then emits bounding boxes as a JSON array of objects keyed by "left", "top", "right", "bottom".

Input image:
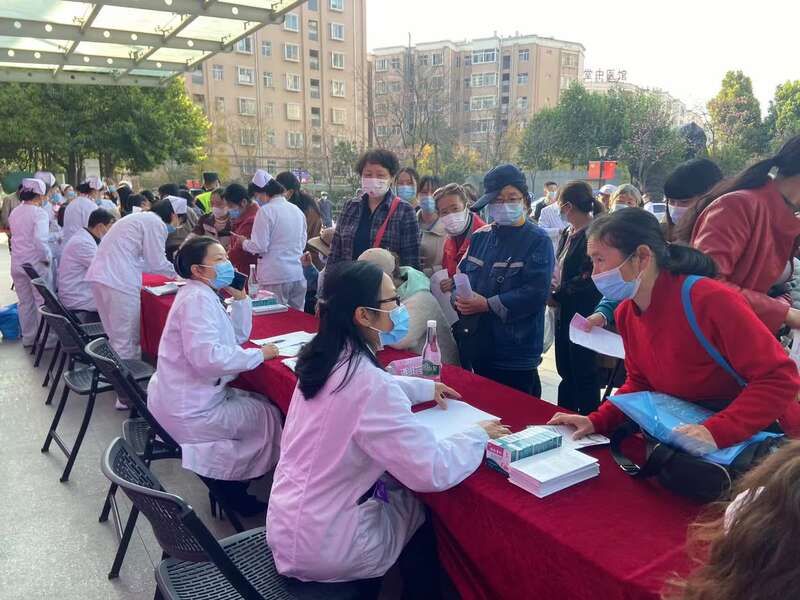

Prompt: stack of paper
[
  {"left": 143, "top": 283, "right": 180, "bottom": 296},
  {"left": 508, "top": 447, "right": 599, "bottom": 498},
  {"left": 486, "top": 426, "right": 563, "bottom": 474},
  {"left": 252, "top": 303, "right": 288, "bottom": 315},
  {"left": 251, "top": 331, "right": 315, "bottom": 357}
]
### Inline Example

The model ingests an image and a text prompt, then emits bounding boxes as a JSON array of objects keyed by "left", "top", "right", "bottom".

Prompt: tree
[
  {"left": 518, "top": 107, "right": 561, "bottom": 172},
  {"left": 766, "top": 80, "right": 800, "bottom": 148},
  {"left": 331, "top": 140, "right": 360, "bottom": 190}
]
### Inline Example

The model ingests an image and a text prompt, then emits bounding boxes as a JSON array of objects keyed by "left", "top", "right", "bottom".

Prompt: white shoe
[{"left": 115, "top": 398, "right": 128, "bottom": 411}]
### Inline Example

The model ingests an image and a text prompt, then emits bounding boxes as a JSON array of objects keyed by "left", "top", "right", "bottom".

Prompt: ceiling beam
[
  {"left": 60, "top": 0, "right": 280, "bottom": 24},
  {"left": 54, "top": 3, "right": 103, "bottom": 76},
  {"left": 0, "top": 47, "right": 188, "bottom": 71},
  {"left": 0, "top": 67, "right": 164, "bottom": 87}
]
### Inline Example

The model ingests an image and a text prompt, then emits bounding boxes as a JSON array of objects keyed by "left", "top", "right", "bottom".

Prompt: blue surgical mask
[
  {"left": 369, "top": 304, "right": 410, "bottom": 346},
  {"left": 669, "top": 204, "right": 689, "bottom": 224},
  {"left": 95, "top": 199, "right": 103, "bottom": 207},
  {"left": 397, "top": 185, "right": 416, "bottom": 202},
  {"left": 108, "top": 185, "right": 116, "bottom": 193},
  {"left": 228, "top": 208, "right": 241, "bottom": 220},
  {"left": 203, "top": 260, "right": 235, "bottom": 289},
  {"left": 51, "top": 193, "right": 63, "bottom": 204},
  {"left": 419, "top": 195, "right": 436, "bottom": 214},
  {"left": 166, "top": 224, "right": 177, "bottom": 234},
  {"left": 489, "top": 202, "right": 524, "bottom": 226},
  {"left": 66, "top": 190, "right": 76, "bottom": 200},
  {"left": 591, "top": 255, "right": 642, "bottom": 301}
]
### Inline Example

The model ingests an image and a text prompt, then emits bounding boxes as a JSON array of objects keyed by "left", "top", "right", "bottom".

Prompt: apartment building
[
  {"left": 370, "top": 33, "right": 585, "bottom": 155},
  {"left": 186, "top": 0, "right": 368, "bottom": 181}
]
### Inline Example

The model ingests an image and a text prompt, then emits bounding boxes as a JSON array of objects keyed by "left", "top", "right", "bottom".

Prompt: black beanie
[{"left": 663, "top": 158, "right": 724, "bottom": 200}]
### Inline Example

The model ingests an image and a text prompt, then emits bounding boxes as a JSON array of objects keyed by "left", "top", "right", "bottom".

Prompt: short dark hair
[
  {"left": 88, "top": 208, "right": 115, "bottom": 228},
  {"left": 560, "top": 180, "right": 603, "bottom": 214},
  {"left": 150, "top": 199, "right": 176, "bottom": 225},
  {"left": 418, "top": 175, "right": 442, "bottom": 194},
  {"left": 395, "top": 167, "right": 419, "bottom": 185},
  {"left": 663, "top": 158, "right": 724, "bottom": 201},
  {"left": 158, "top": 183, "right": 180, "bottom": 198},
  {"left": 20, "top": 189, "right": 38, "bottom": 201},
  {"left": 275, "top": 171, "right": 301, "bottom": 192},
  {"left": 174, "top": 236, "right": 219, "bottom": 279},
  {"left": 544, "top": 181, "right": 558, "bottom": 188},
  {"left": 141, "top": 190, "right": 155, "bottom": 204},
  {"left": 356, "top": 149, "right": 400, "bottom": 177},
  {"left": 76, "top": 182, "right": 93, "bottom": 194},
  {"left": 223, "top": 183, "right": 249, "bottom": 206},
  {"left": 250, "top": 177, "right": 286, "bottom": 197},
  {"left": 128, "top": 194, "right": 146, "bottom": 208}
]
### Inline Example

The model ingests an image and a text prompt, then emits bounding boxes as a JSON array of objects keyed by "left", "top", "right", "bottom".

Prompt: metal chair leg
[
  {"left": 30, "top": 317, "right": 44, "bottom": 355},
  {"left": 43, "top": 342, "right": 61, "bottom": 387},
  {"left": 45, "top": 353, "right": 67, "bottom": 405},
  {"left": 42, "top": 384, "right": 70, "bottom": 453},
  {"left": 33, "top": 323, "right": 50, "bottom": 367},
  {"left": 107, "top": 505, "right": 140, "bottom": 579},
  {"left": 60, "top": 389, "right": 97, "bottom": 482},
  {"left": 99, "top": 482, "right": 118, "bottom": 523}
]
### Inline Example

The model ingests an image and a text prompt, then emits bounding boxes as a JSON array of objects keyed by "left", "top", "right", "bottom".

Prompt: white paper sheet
[
  {"left": 414, "top": 400, "right": 497, "bottom": 442},
  {"left": 251, "top": 331, "right": 315, "bottom": 357},
  {"left": 429, "top": 269, "right": 459, "bottom": 327},
  {"left": 282, "top": 358, "right": 298, "bottom": 372},
  {"left": 143, "top": 283, "right": 179, "bottom": 296},
  {"left": 537, "top": 425, "right": 610, "bottom": 451},
  {"left": 568, "top": 314, "right": 625, "bottom": 359}
]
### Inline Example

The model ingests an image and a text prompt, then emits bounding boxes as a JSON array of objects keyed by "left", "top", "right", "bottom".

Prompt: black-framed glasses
[{"left": 379, "top": 296, "right": 400, "bottom": 306}]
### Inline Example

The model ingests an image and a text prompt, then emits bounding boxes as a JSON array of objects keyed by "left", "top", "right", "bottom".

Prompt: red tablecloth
[{"left": 140, "top": 275, "right": 700, "bottom": 600}]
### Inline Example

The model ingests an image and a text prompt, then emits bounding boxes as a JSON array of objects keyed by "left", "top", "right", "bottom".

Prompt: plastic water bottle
[
  {"left": 248, "top": 264, "right": 259, "bottom": 299},
  {"left": 422, "top": 320, "right": 442, "bottom": 381}
]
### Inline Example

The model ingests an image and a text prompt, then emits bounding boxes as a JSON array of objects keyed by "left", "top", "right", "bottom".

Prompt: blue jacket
[{"left": 457, "top": 221, "right": 555, "bottom": 370}]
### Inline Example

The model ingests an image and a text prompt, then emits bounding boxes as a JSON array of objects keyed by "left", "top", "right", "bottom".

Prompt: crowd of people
[{"left": 4, "top": 134, "right": 800, "bottom": 598}]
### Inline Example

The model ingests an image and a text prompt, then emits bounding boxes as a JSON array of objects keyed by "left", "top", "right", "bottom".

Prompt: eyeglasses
[
  {"left": 379, "top": 296, "right": 400, "bottom": 306},
  {"left": 495, "top": 197, "right": 525, "bottom": 204}
]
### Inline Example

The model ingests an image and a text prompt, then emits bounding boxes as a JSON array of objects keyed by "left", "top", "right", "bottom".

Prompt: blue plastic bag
[
  {"left": 0, "top": 303, "right": 20, "bottom": 340},
  {"left": 609, "top": 391, "right": 782, "bottom": 466}
]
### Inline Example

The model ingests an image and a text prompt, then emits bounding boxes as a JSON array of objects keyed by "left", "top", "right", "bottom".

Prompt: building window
[
  {"left": 284, "top": 13, "right": 299, "bottom": 32},
  {"left": 309, "top": 49, "right": 320, "bottom": 70},
  {"left": 331, "top": 80, "right": 346, "bottom": 97},
  {"left": 265, "top": 128, "right": 276, "bottom": 146},
  {"left": 471, "top": 119, "right": 495, "bottom": 133},
  {"left": 311, "top": 106, "right": 321, "bottom": 127},
  {"left": 307, "top": 0, "right": 318, "bottom": 9},
  {"left": 330, "top": 0, "right": 344, "bottom": 11},
  {"left": 285, "top": 73, "right": 302, "bottom": 92},
  {"left": 308, "top": 19, "right": 319, "bottom": 41},
  {"left": 235, "top": 36, "right": 253, "bottom": 54},
  {"left": 391, "top": 125, "right": 401, "bottom": 136},
  {"left": 239, "top": 128, "right": 257, "bottom": 146},
  {"left": 517, "top": 72, "right": 529, "bottom": 85},
  {"left": 390, "top": 57, "right": 401, "bottom": 70},
  {"left": 264, "top": 102, "right": 274, "bottom": 118},
  {"left": 331, "top": 108, "right": 346, "bottom": 125},
  {"left": 310, "top": 78, "right": 321, "bottom": 99},
  {"left": 262, "top": 72, "right": 273, "bottom": 87},
  {"left": 388, "top": 81, "right": 401, "bottom": 93},
  {"left": 311, "top": 134, "right": 322, "bottom": 151},
  {"left": 191, "top": 68, "right": 204, "bottom": 84},
  {"left": 214, "top": 96, "right": 225, "bottom": 111},
  {"left": 286, "top": 103, "right": 302, "bottom": 121},
  {"left": 432, "top": 53, "right": 443, "bottom": 66},
  {"left": 287, "top": 131, "right": 304, "bottom": 149},
  {"left": 376, "top": 125, "right": 387, "bottom": 137},
  {"left": 518, "top": 49, "right": 530, "bottom": 61},
  {"left": 375, "top": 80, "right": 386, "bottom": 95},
  {"left": 237, "top": 66, "right": 255, "bottom": 85},
  {"left": 471, "top": 72, "right": 497, "bottom": 87},
  {"left": 517, "top": 96, "right": 529, "bottom": 110},
  {"left": 212, "top": 64, "right": 224, "bottom": 80},
  {"left": 330, "top": 23, "right": 344, "bottom": 41},
  {"left": 455, "top": 55, "right": 461, "bottom": 67},
  {"left": 192, "top": 93, "right": 205, "bottom": 106},
  {"left": 331, "top": 51, "right": 345, "bottom": 70},
  {"left": 502, "top": 54, "right": 511, "bottom": 70},
  {"left": 561, "top": 53, "right": 578, "bottom": 68},
  {"left": 238, "top": 97, "right": 257, "bottom": 116},
  {"left": 240, "top": 159, "right": 258, "bottom": 174},
  {"left": 431, "top": 76, "right": 444, "bottom": 90},
  {"left": 471, "top": 49, "right": 497, "bottom": 64},
  {"left": 375, "top": 58, "right": 388, "bottom": 72},
  {"left": 284, "top": 43, "right": 300, "bottom": 62},
  {"left": 418, "top": 54, "right": 429, "bottom": 66},
  {"left": 261, "top": 41, "right": 272, "bottom": 57},
  {"left": 470, "top": 95, "right": 497, "bottom": 111}
]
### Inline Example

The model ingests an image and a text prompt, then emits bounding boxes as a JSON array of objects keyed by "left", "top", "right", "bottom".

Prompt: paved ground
[{"left": 0, "top": 232, "right": 560, "bottom": 599}]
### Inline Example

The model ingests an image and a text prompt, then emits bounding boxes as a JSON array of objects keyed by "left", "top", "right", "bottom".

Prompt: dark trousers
[
  {"left": 475, "top": 364, "right": 542, "bottom": 398},
  {"left": 555, "top": 311, "right": 600, "bottom": 415}
]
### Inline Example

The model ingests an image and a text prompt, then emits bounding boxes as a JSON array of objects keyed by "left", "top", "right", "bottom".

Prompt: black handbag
[{"left": 609, "top": 276, "right": 786, "bottom": 502}]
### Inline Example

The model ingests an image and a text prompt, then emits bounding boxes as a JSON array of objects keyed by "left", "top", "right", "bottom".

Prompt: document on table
[
  {"left": 143, "top": 282, "right": 179, "bottom": 296},
  {"left": 414, "top": 400, "right": 497, "bottom": 442},
  {"left": 537, "top": 425, "right": 609, "bottom": 451},
  {"left": 251, "top": 331, "right": 315, "bottom": 357},
  {"left": 568, "top": 314, "right": 625, "bottom": 359},
  {"left": 282, "top": 358, "right": 298, "bottom": 372}
]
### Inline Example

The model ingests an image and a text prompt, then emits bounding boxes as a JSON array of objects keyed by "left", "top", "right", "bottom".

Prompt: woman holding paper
[
  {"left": 548, "top": 209, "right": 800, "bottom": 453},
  {"left": 550, "top": 181, "right": 604, "bottom": 415},
  {"left": 267, "top": 261, "right": 509, "bottom": 592},
  {"left": 148, "top": 237, "right": 282, "bottom": 516}
]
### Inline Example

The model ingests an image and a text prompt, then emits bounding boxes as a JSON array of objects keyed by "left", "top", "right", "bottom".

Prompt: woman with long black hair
[{"left": 267, "top": 261, "right": 508, "bottom": 595}]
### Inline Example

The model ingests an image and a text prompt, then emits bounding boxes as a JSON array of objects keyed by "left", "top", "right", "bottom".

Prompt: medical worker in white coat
[
  {"left": 62, "top": 175, "right": 104, "bottom": 245},
  {"left": 57, "top": 208, "right": 115, "bottom": 322},
  {"left": 86, "top": 199, "right": 178, "bottom": 365},
  {"left": 234, "top": 170, "right": 307, "bottom": 310},
  {"left": 266, "top": 261, "right": 510, "bottom": 595},
  {"left": 148, "top": 236, "right": 283, "bottom": 516},
  {"left": 34, "top": 171, "right": 63, "bottom": 279},
  {"left": 9, "top": 178, "right": 52, "bottom": 346}
]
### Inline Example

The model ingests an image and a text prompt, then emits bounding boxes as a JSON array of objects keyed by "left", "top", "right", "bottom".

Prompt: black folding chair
[
  {"left": 101, "top": 438, "right": 367, "bottom": 600},
  {"left": 86, "top": 337, "right": 182, "bottom": 579},
  {"left": 39, "top": 308, "right": 153, "bottom": 482},
  {"left": 21, "top": 263, "right": 47, "bottom": 356}
]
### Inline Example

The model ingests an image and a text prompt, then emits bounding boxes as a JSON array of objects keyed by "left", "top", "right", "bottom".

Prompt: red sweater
[
  {"left": 588, "top": 271, "right": 800, "bottom": 448},
  {"left": 692, "top": 181, "right": 800, "bottom": 332},
  {"left": 227, "top": 202, "right": 259, "bottom": 275},
  {"left": 442, "top": 213, "right": 486, "bottom": 276}
]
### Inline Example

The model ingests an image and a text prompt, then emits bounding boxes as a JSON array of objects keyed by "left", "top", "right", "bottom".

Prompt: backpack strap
[
  {"left": 681, "top": 275, "right": 747, "bottom": 388},
  {"left": 372, "top": 197, "right": 401, "bottom": 249}
]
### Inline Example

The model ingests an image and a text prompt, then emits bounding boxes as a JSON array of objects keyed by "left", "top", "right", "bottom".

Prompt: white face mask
[
  {"left": 441, "top": 209, "right": 469, "bottom": 235},
  {"left": 361, "top": 177, "right": 390, "bottom": 198}
]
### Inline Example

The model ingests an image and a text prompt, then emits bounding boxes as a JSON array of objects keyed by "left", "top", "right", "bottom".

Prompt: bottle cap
[{"left": 427, "top": 320, "right": 436, "bottom": 328}]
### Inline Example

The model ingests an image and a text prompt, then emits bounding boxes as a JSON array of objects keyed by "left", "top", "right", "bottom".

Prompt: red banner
[{"left": 587, "top": 161, "right": 617, "bottom": 181}]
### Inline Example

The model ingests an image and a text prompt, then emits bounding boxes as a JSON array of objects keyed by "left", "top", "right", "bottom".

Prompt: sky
[{"left": 366, "top": 0, "right": 799, "bottom": 115}]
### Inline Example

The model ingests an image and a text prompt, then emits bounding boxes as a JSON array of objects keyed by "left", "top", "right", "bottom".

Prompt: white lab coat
[
  {"left": 538, "top": 202, "right": 568, "bottom": 254},
  {"left": 86, "top": 212, "right": 176, "bottom": 359},
  {"left": 242, "top": 196, "right": 307, "bottom": 285},
  {"left": 58, "top": 228, "right": 98, "bottom": 312},
  {"left": 62, "top": 195, "right": 98, "bottom": 245},
  {"left": 266, "top": 350, "right": 489, "bottom": 582},
  {"left": 147, "top": 280, "right": 282, "bottom": 481},
  {"left": 9, "top": 203, "right": 52, "bottom": 344}
]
